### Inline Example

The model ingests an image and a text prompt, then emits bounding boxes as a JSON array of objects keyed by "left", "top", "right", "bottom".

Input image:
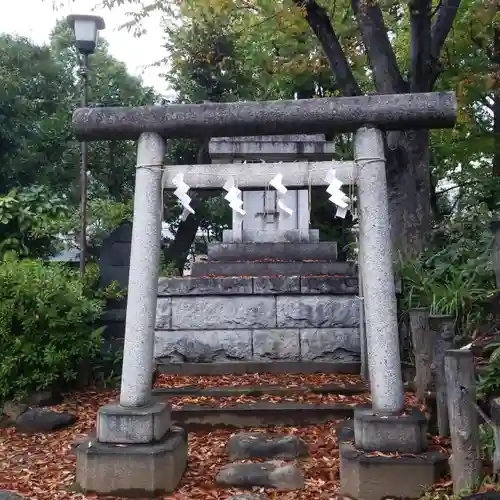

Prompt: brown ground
[{"left": 0, "top": 373, "right": 446, "bottom": 500}]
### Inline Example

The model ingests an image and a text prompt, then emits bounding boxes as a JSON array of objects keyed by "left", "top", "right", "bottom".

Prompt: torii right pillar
[{"left": 339, "top": 128, "right": 448, "bottom": 500}]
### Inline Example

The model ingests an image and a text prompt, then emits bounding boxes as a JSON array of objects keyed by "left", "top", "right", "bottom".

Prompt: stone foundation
[
  {"left": 155, "top": 276, "right": 361, "bottom": 364},
  {"left": 76, "top": 398, "right": 188, "bottom": 495}
]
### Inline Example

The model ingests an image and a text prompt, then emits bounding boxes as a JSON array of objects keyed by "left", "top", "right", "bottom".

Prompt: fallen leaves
[
  {"left": 0, "top": 372, "right": 445, "bottom": 500},
  {"left": 155, "top": 372, "right": 363, "bottom": 389},
  {"left": 0, "top": 389, "right": 117, "bottom": 500},
  {"left": 0, "top": 386, "right": 344, "bottom": 500},
  {"left": 172, "top": 422, "right": 343, "bottom": 500},
  {"left": 168, "top": 392, "right": 371, "bottom": 409}
]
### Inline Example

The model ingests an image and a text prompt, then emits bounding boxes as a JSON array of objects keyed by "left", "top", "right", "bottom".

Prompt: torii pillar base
[
  {"left": 75, "top": 425, "right": 187, "bottom": 497},
  {"left": 338, "top": 410, "right": 448, "bottom": 500}
]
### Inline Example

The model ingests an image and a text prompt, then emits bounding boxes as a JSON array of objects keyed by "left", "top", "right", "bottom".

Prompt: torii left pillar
[{"left": 75, "top": 132, "right": 188, "bottom": 497}]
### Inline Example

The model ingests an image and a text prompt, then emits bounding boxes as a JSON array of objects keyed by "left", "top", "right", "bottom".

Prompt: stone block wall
[{"left": 154, "top": 276, "right": 361, "bottom": 364}]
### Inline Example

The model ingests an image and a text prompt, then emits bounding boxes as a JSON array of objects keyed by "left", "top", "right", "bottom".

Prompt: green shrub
[
  {"left": 0, "top": 253, "right": 103, "bottom": 400},
  {"left": 0, "top": 185, "right": 69, "bottom": 260}
]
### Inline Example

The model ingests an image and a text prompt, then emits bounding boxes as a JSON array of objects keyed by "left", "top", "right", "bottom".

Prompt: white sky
[{"left": 0, "top": 0, "right": 173, "bottom": 96}]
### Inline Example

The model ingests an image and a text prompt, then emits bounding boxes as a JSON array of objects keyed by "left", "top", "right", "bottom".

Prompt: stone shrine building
[{"left": 154, "top": 134, "right": 361, "bottom": 366}]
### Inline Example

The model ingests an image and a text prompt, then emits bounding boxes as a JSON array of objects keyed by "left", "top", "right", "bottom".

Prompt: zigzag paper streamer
[
  {"left": 336, "top": 206, "right": 348, "bottom": 219},
  {"left": 326, "top": 169, "right": 351, "bottom": 218},
  {"left": 269, "top": 173, "right": 293, "bottom": 215},
  {"left": 269, "top": 173, "right": 288, "bottom": 195},
  {"left": 223, "top": 178, "right": 246, "bottom": 215},
  {"left": 172, "top": 173, "right": 195, "bottom": 214},
  {"left": 277, "top": 199, "right": 293, "bottom": 215}
]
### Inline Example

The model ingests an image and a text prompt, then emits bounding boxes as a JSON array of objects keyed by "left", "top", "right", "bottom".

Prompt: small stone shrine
[{"left": 154, "top": 134, "right": 362, "bottom": 366}]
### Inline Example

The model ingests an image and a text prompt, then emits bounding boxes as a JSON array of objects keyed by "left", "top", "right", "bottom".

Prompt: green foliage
[
  {"left": 0, "top": 185, "right": 69, "bottom": 260},
  {"left": 59, "top": 198, "right": 134, "bottom": 257},
  {"left": 0, "top": 25, "right": 157, "bottom": 203},
  {"left": 400, "top": 209, "right": 496, "bottom": 334},
  {"left": 86, "top": 199, "right": 133, "bottom": 247},
  {"left": 478, "top": 339, "right": 500, "bottom": 399},
  {"left": 479, "top": 423, "right": 496, "bottom": 461},
  {"left": 91, "top": 342, "right": 124, "bottom": 388},
  {"left": 82, "top": 262, "right": 126, "bottom": 301},
  {"left": 159, "top": 254, "right": 180, "bottom": 277},
  {"left": 0, "top": 253, "right": 104, "bottom": 400},
  {"left": 478, "top": 361, "right": 500, "bottom": 399}
]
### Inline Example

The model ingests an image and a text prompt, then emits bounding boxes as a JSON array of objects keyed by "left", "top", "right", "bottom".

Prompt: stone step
[
  {"left": 169, "top": 401, "right": 355, "bottom": 429},
  {"left": 215, "top": 460, "right": 305, "bottom": 491},
  {"left": 225, "top": 432, "right": 309, "bottom": 460},
  {"left": 207, "top": 241, "right": 338, "bottom": 262},
  {"left": 223, "top": 229, "right": 319, "bottom": 243},
  {"left": 156, "top": 360, "right": 361, "bottom": 376},
  {"left": 152, "top": 382, "right": 368, "bottom": 398},
  {"left": 190, "top": 260, "right": 355, "bottom": 277}
]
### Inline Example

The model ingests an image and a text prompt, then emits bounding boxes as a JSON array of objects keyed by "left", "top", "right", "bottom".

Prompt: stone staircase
[
  {"left": 152, "top": 378, "right": 370, "bottom": 428},
  {"left": 152, "top": 379, "right": 365, "bottom": 497}
]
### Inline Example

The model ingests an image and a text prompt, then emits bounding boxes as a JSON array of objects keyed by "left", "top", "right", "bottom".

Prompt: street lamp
[{"left": 67, "top": 14, "right": 105, "bottom": 276}]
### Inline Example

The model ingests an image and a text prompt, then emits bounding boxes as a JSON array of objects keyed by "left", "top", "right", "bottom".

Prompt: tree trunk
[
  {"left": 386, "top": 130, "right": 432, "bottom": 258},
  {"left": 493, "top": 18, "right": 500, "bottom": 177},
  {"left": 163, "top": 139, "right": 211, "bottom": 274},
  {"left": 164, "top": 196, "right": 205, "bottom": 275}
]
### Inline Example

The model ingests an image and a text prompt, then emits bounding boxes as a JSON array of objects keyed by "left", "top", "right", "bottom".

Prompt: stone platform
[
  {"left": 208, "top": 241, "right": 338, "bottom": 261},
  {"left": 75, "top": 400, "right": 188, "bottom": 496},
  {"left": 155, "top": 275, "right": 361, "bottom": 364}
]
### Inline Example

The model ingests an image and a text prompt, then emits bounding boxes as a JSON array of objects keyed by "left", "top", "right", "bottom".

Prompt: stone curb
[
  {"left": 156, "top": 360, "right": 361, "bottom": 376},
  {"left": 170, "top": 402, "right": 355, "bottom": 429},
  {"left": 152, "top": 383, "right": 368, "bottom": 398}
]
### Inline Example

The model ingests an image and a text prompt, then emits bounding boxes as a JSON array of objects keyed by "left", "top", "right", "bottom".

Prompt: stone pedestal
[
  {"left": 76, "top": 425, "right": 187, "bottom": 496},
  {"left": 339, "top": 411, "right": 448, "bottom": 500},
  {"left": 153, "top": 134, "right": 362, "bottom": 369},
  {"left": 76, "top": 401, "right": 188, "bottom": 496}
]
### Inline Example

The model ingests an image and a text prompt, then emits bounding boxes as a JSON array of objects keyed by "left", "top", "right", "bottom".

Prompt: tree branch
[
  {"left": 351, "top": 0, "right": 408, "bottom": 93},
  {"left": 435, "top": 180, "right": 477, "bottom": 196},
  {"left": 294, "top": 0, "right": 362, "bottom": 96},
  {"left": 409, "top": 0, "right": 432, "bottom": 92},
  {"left": 429, "top": 0, "right": 462, "bottom": 85}
]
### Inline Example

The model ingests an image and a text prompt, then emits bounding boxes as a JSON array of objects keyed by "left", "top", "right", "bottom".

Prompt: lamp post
[{"left": 67, "top": 14, "right": 105, "bottom": 276}]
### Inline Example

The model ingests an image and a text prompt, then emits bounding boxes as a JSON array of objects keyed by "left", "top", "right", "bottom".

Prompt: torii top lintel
[{"left": 72, "top": 92, "right": 457, "bottom": 142}]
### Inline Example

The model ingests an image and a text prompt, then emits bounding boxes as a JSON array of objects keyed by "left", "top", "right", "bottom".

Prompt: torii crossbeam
[{"left": 73, "top": 92, "right": 456, "bottom": 141}]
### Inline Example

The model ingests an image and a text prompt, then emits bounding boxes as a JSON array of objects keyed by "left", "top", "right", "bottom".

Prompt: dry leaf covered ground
[{"left": 0, "top": 373, "right": 427, "bottom": 500}]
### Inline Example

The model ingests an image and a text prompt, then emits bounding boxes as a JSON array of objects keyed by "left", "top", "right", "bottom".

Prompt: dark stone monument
[{"left": 98, "top": 222, "right": 132, "bottom": 288}]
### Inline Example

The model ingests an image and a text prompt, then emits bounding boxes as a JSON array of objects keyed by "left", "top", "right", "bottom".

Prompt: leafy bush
[
  {"left": 0, "top": 185, "right": 69, "bottom": 259},
  {"left": 399, "top": 211, "right": 496, "bottom": 335},
  {"left": 0, "top": 253, "right": 104, "bottom": 400},
  {"left": 82, "top": 261, "right": 126, "bottom": 301}
]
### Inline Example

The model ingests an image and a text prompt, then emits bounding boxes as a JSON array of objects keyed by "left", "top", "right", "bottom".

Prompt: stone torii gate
[{"left": 72, "top": 92, "right": 457, "bottom": 498}]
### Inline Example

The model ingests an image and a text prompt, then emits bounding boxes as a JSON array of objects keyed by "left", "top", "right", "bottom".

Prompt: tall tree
[
  {"left": 0, "top": 23, "right": 157, "bottom": 202},
  {"left": 103, "top": 0, "right": 488, "bottom": 258}
]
